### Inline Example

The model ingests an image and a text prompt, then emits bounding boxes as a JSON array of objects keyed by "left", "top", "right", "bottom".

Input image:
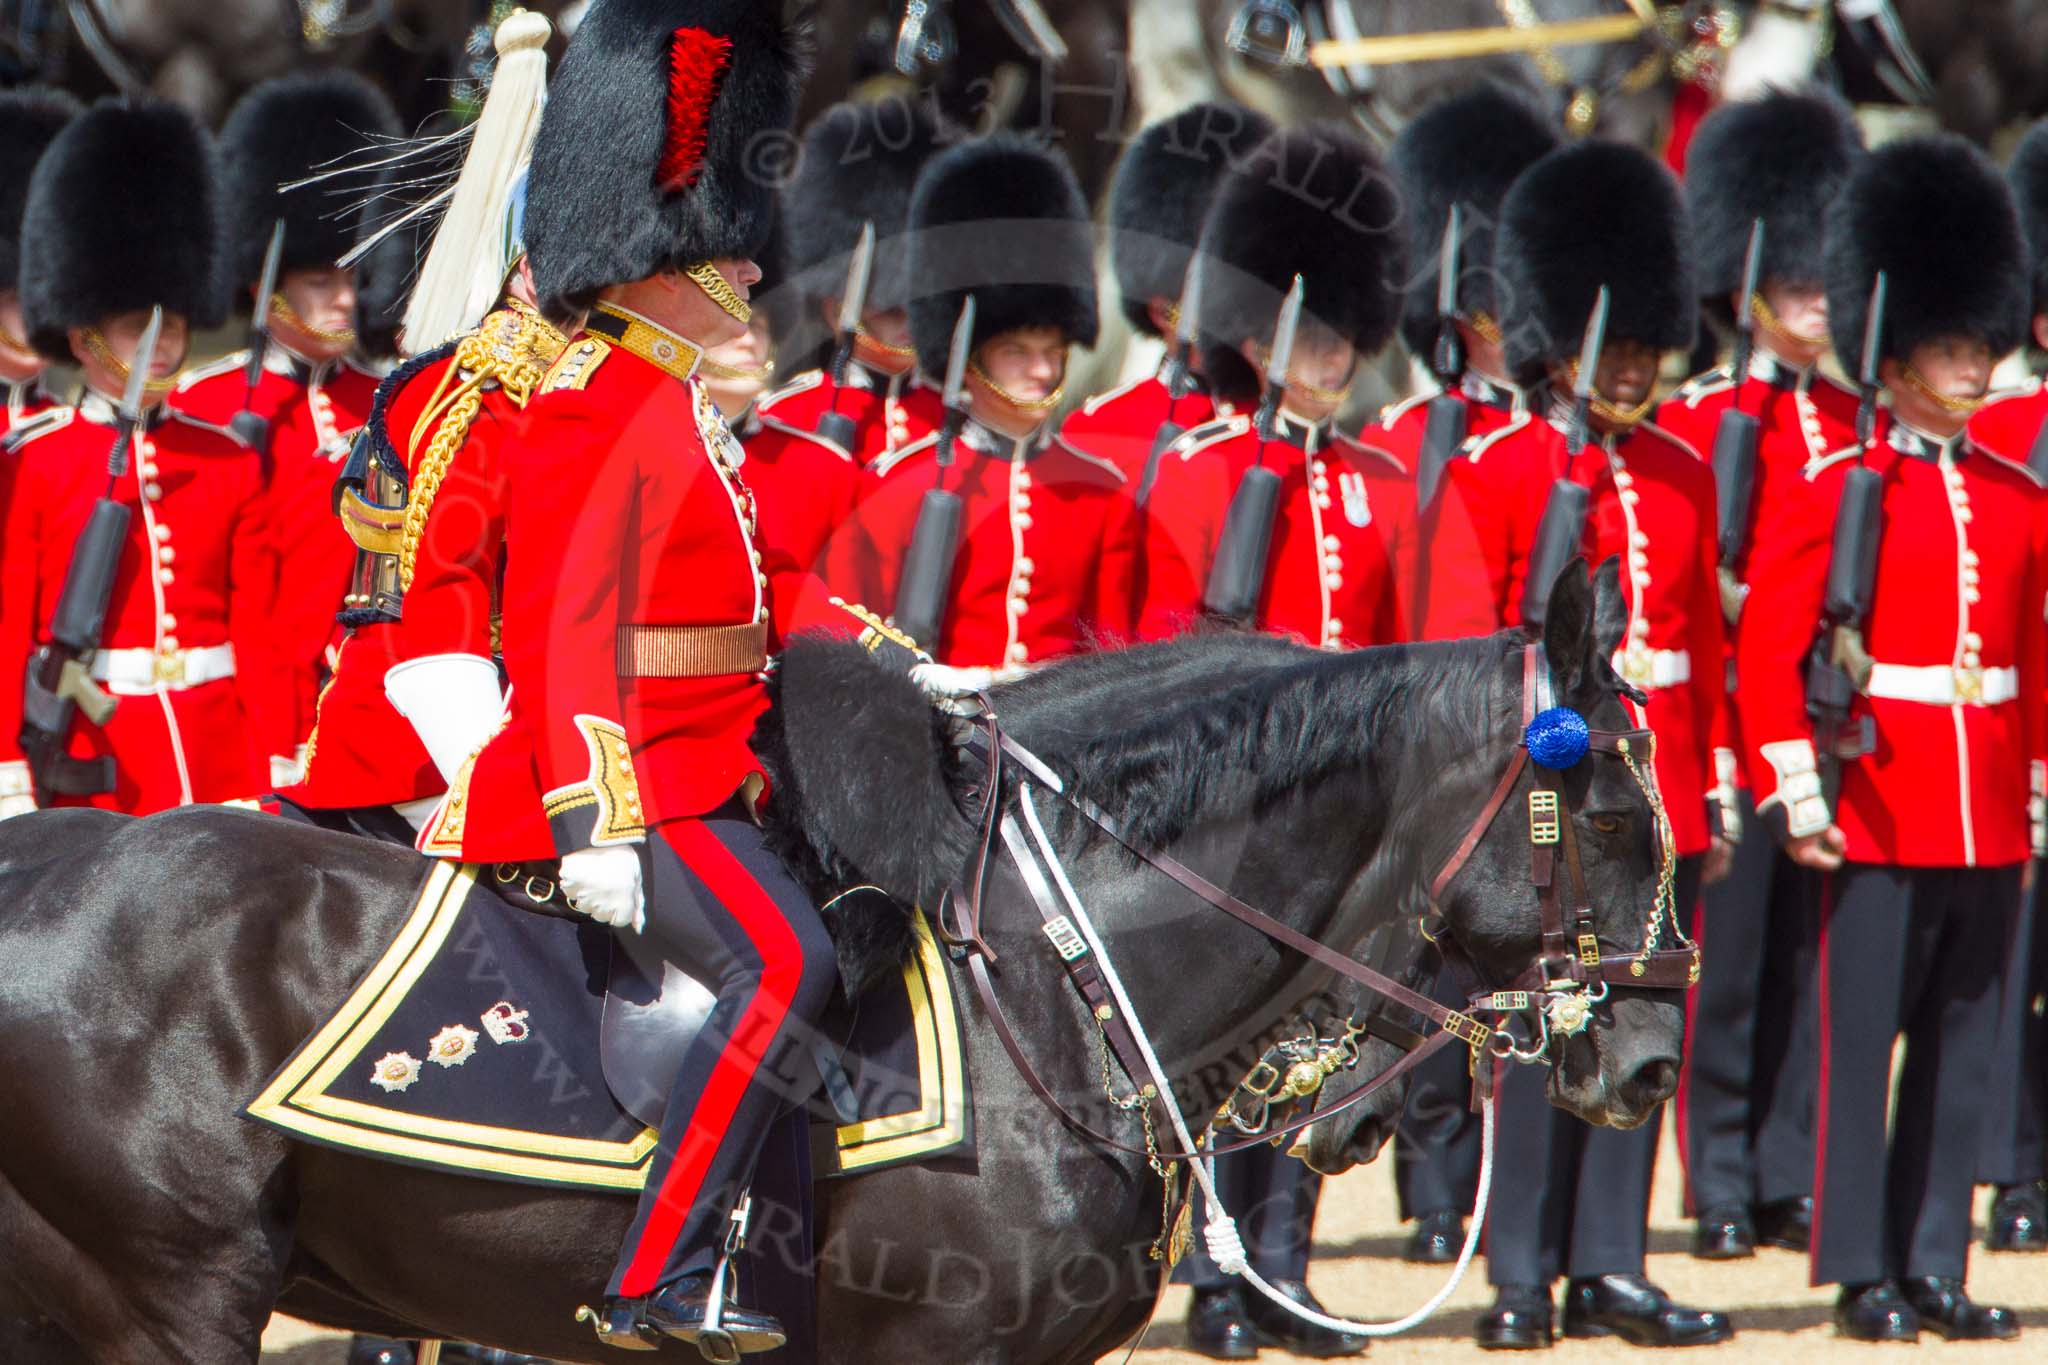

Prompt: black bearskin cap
[
  {"left": 1193, "top": 123, "right": 1406, "bottom": 402},
  {"left": 1107, "top": 100, "right": 1272, "bottom": 338},
  {"left": 526, "top": 0, "right": 807, "bottom": 318},
  {"left": 1685, "top": 90, "right": 1862, "bottom": 307},
  {"left": 1391, "top": 84, "right": 1559, "bottom": 359},
  {"left": 20, "top": 97, "right": 225, "bottom": 359},
  {"left": 2007, "top": 118, "right": 2048, "bottom": 319},
  {"left": 905, "top": 133, "right": 1097, "bottom": 374},
  {"left": 0, "top": 88, "right": 81, "bottom": 291},
  {"left": 1825, "top": 133, "right": 2028, "bottom": 370},
  {"left": 784, "top": 98, "right": 945, "bottom": 318},
  {"left": 218, "top": 71, "right": 401, "bottom": 290},
  {"left": 1496, "top": 140, "right": 1695, "bottom": 384}
]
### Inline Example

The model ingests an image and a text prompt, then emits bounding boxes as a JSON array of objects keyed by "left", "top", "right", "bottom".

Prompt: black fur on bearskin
[
  {"left": 0, "top": 87, "right": 80, "bottom": 291},
  {"left": 784, "top": 98, "right": 946, "bottom": 320},
  {"left": 2005, "top": 118, "right": 2048, "bottom": 320}
]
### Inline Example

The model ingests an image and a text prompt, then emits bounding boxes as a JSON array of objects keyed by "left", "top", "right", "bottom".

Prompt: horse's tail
[{"left": 757, "top": 634, "right": 978, "bottom": 913}]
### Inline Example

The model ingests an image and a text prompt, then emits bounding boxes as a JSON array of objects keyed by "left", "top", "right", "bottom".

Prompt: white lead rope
[{"left": 1016, "top": 786, "right": 1494, "bottom": 1338}]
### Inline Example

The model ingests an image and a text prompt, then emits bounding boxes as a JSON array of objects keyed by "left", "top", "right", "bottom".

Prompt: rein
[{"left": 938, "top": 641, "right": 1699, "bottom": 1163}]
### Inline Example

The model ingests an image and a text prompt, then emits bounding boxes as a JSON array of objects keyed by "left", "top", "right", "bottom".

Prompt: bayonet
[
  {"left": 896, "top": 293, "right": 977, "bottom": 651},
  {"left": 1137, "top": 261, "right": 1206, "bottom": 506},
  {"left": 1253, "top": 274, "right": 1304, "bottom": 444},
  {"left": 1431, "top": 204, "right": 1463, "bottom": 381},
  {"left": 815, "top": 221, "right": 877, "bottom": 451},
  {"left": 1415, "top": 207, "right": 1470, "bottom": 512},
  {"left": 108, "top": 306, "right": 163, "bottom": 482},
  {"left": 1855, "top": 270, "right": 1887, "bottom": 445},
  {"left": 1730, "top": 218, "right": 1765, "bottom": 382},
  {"left": 937, "top": 294, "right": 976, "bottom": 465},
  {"left": 231, "top": 219, "right": 286, "bottom": 448},
  {"left": 1566, "top": 286, "right": 1609, "bottom": 457}
]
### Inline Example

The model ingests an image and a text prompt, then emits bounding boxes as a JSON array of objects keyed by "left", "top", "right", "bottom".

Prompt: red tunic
[
  {"left": 739, "top": 411, "right": 863, "bottom": 593},
  {"left": 0, "top": 397, "right": 283, "bottom": 812},
  {"left": 1968, "top": 377, "right": 2048, "bottom": 465},
  {"left": 1056, "top": 365, "right": 1218, "bottom": 489},
  {"left": 174, "top": 347, "right": 381, "bottom": 751},
  {"left": 1, "top": 375, "right": 58, "bottom": 441},
  {"left": 290, "top": 305, "right": 565, "bottom": 813},
  {"left": 1737, "top": 421, "right": 2048, "bottom": 867},
  {"left": 753, "top": 360, "right": 944, "bottom": 469},
  {"left": 1422, "top": 413, "right": 1727, "bottom": 855},
  {"left": 825, "top": 420, "right": 1141, "bottom": 669},
  {"left": 1362, "top": 371, "right": 1535, "bottom": 476},
  {"left": 1140, "top": 412, "right": 1419, "bottom": 650}
]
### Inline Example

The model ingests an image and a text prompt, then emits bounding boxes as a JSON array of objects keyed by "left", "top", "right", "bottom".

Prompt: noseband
[{"left": 938, "top": 639, "right": 1699, "bottom": 1166}]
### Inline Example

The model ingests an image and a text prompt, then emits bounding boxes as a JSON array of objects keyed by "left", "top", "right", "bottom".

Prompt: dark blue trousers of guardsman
[{"left": 608, "top": 809, "right": 837, "bottom": 1299}]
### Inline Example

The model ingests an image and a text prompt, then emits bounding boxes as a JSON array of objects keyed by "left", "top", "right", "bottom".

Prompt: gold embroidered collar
[{"left": 587, "top": 303, "right": 703, "bottom": 384}]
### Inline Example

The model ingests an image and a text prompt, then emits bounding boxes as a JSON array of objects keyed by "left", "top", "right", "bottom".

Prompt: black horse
[{"left": 0, "top": 560, "right": 1680, "bottom": 1364}]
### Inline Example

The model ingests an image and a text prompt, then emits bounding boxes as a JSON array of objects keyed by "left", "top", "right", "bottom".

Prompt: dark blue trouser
[{"left": 1977, "top": 858, "right": 2047, "bottom": 1186}]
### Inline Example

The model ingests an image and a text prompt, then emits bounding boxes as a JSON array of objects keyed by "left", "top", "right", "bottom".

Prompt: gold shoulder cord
[{"left": 397, "top": 302, "right": 566, "bottom": 590}]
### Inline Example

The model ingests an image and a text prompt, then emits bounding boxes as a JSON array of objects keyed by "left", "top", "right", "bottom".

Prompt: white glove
[
  {"left": 911, "top": 662, "right": 997, "bottom": 699},
  {"left": 0, "top": 760, "right": 34, "bottom": 821},
  {"left": 2031, "top": 760, "right": 2046, "bottom": 860},
  {"left": 269, "top": 744, "right": 308, "bottom": 789},
  {"left": 558, "top": 845, "right": 646, "bottom": 934},
  {"left": 385, "top": 653, "right": 505, "bottom": 783}
]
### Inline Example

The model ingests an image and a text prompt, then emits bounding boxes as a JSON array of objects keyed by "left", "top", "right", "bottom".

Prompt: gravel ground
[{"left": 261, "top": 1111, "right": 2048, "bottom": 1362}]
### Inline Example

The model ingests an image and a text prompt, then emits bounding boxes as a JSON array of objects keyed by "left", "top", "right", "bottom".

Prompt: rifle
[
  {"left": 1135, "top": 258, "right": 1204, "bottom": 507},
  {"left": 229, "top": 219, "right": 286, "bottom": 450},
  {"left": 892, "top": 295, "right": 974, "bottom": 652},
  {"left": 814, "top": 221, "right": 875, "bottom": 454},
  {"left": 1203, "top": 274, "right": 1302, "bottom": 623},
  {"left": 19, "top": 307, "right": 163, "bottom": 806},
  {"left": 1807, "top": 272, "right": 1890, "bottom": 810},
  {"left": 1711, "top": 219, "right": 1767, "bottom": 625},
  {"left": 1521, "top": 289, "right": 1607, "bottom": 629},
  {"left": 1416, "top": 204, "right": 1467, "bottom": 513}
]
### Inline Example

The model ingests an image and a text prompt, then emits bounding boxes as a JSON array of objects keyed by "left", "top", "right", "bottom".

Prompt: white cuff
[
  {"left": 0, "top": 759, "right": 29, "bottom": 800},
  {"left": 385, "top": 653, "right": 506, "bottom": 785},
  {"left": 1757, "top": 739, "right": 1829, "bottom": 838}
]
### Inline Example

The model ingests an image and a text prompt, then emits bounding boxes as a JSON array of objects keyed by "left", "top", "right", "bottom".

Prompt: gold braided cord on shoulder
[{"left": 398, "top": 302, "right": 567, "bottom": 590}]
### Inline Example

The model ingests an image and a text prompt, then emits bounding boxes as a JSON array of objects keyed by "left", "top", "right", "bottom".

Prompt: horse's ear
[
  {"left": 1590, "top": 556, "right": 1627, "bottom": 666},
  {"left": 1540, "top": 556, "right": 1593, "bottom": 692}
]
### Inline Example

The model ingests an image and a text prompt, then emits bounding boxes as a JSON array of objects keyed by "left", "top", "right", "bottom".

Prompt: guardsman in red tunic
[
  {"left": 826, "top": 133, "right": 1138, "bottom": 677},
  {"left": 0, "top": 89, "right": 79, "bottom": 444},
  {"left": 1141, "top": 126, "right": 1416, "bottom": 662},
  {"left": 1057, "top": 100, "right": 1270, "bottom": 493},
  {"left": 453, "top": 6, "right": 841, "bottom": 1348},
  {"left": 171, "top": 74, "right": 399, "bottom": 783},
  {"left": 1364, "top": 86, "right": 1559, "bottom": 507},
  {"left": 1972, "top": 115, "right": 2048, "bottom": 1254},
  {"left": 1658, "top": 90, "right": 1865, "bottom": 1267},
  {"left": 1740, "top": 138, "right": 2042, "bottom": 1342},
  {"left": 0, "top": 99, "right": 283, "bottom": 819},
  {"left": 1425, "top": 140, "right": 1734, "bottom": 1351},
  {"left": 750, "top": 100, "right": 946, "bottom": 471}
]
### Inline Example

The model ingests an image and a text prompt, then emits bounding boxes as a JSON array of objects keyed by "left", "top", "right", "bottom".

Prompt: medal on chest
[
  {"left": 1338, "top": 471, "right": 1371, "bottom": 528},
  {"left": 694, "top": 384, "right": 748, "bottom": 470}
]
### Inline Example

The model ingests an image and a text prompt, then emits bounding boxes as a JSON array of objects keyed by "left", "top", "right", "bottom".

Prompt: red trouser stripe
[
  {"left": 1808, "top": 871, "right": 1837, "bottom": 1289},
  {"left": 618, "top": 819, "right": 802, "bottom": 1297}
]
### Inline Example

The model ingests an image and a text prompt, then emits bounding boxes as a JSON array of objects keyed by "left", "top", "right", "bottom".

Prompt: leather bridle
[{"left": 935, "top": 641, "right": 1699, "bottom": 1162}]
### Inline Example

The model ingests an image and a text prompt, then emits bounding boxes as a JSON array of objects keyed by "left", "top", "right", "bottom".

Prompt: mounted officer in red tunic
[
  {"left": 0, "top": 99, "right": 287, "bottom": 819},
  {"left": 0, "top": 88, "right": 79, "bottom": 443},
  {"left": 456, "top": 1, "right": 842, "bottom": 1350},
  {"left": 172, "top": 73, "right": 401, "bottom": 785}
]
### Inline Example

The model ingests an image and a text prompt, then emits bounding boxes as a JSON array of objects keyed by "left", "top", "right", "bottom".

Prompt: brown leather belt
[{"left": 616, "top": 621, "right": 768, "bottom": 677}]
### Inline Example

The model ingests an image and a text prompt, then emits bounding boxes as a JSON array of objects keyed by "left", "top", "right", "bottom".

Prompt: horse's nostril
[{"left": 1624, "top": 1057, "right": 1680, "bottom": 1104}]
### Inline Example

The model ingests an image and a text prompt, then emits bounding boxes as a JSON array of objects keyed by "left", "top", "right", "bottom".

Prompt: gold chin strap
[
  {"left": 684, "top": 261, "right": 752, "bottom": 325},
  {"left": 270, "top": 292, "right": 358, "bottom": 347},
  {"left": 1253, "top": 344, "right": 1356, "bottom": 407},
  {"left": 79, "top": 327, "right": 176, "bottom": 399},
  {"left": 854, "top": 326, "right": 917, "bottom": 359},
  {"left": 0, "top": 317, "right": 34, "bottom": 356},
  {"left": 1562, "top": 358, "right": 1658, "bottom": 429},
  {"left": 1748, "top": 292, "right": 1830, "bottom": 350},
  {"left": 968, "top": 358, "right": 1064, "bottom": 414},
  {"left": 1900, "top": 364, "right": 1988, "bottom": 417},
  {"left": 1468, "top": 311, "right": 1504, "bottom": 346},
  {"left": 698, "top": 354, "right": 776, "bottom": 384}
]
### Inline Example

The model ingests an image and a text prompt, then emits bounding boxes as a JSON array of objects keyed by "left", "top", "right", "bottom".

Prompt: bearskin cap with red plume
[
  {"left": 525, "top": 0, "right": 808, "bottom": 318},
  {"left": 0, "top": 87, "right": 81, "bottom": 292},
  {"left": 218, "top": 71, "right": 401, "bottom": 291},
  {"left": 20, "top": 97, "right": 226, "bottom": 359}
]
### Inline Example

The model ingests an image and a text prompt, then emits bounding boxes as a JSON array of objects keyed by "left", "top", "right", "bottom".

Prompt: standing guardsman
[
  {"left": 1367, "top": 85, "right": 1558, "bottom": 511},
  {"left": 1738, "top": 135, "right": 2043, "bottom": 1343},
  {"left": 0, "top": 88, "right": 79, "bottom": 440},
  {"left": 173, "top": 72, "right": 400, "bottom": 785},
  {"left": 1371, "top": 83, "right": 1559, "bottom": 1269},
  {"left": 752, "top": 98, "right": 946, "bottom": 470},
  {"left": 448, "top": 1, "right": 843, "bottom": 1348},
  {"left": 1057, "top": 100, "right": 1271, "bottom": 492},
  {"left": 1971, "top": 116, "right": 2048, "bottom": 1253},
  {"left": 1656, "top": 89, "right": 1865, "bottom": 1265},
  {"left": 0, "top": 98, "right": 283, "bottom": 818},
  {"left": 1424, "top": 140, "right": 1733, "bottom": 1350},
  {"left": 827, "top": 132, "right": 1139, "bottom": 675},
  {"left": 1140, "top": 124, "right": 1417, "bottom": 657},
  {"left": 278, "top": 7, "right": 564, "bottom": 848}
]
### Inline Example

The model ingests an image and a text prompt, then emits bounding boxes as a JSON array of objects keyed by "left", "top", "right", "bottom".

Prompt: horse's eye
[{"left": 1588, "top": 813, "right": 1626, "bottom": 836}]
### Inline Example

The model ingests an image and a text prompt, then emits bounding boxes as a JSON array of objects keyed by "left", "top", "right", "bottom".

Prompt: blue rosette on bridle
[{"left": 1524, "top": 706, "right": 1590, "bottom": 769}]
